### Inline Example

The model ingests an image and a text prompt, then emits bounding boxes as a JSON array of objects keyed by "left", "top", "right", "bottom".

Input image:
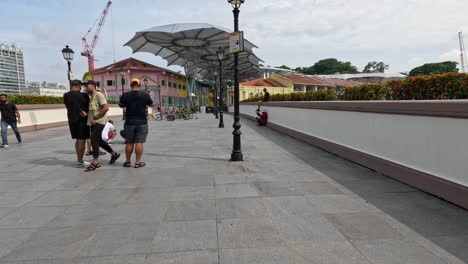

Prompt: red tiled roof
[
  {"left": 91, "top": 57, "right": 185, "bottom": 77},
  {"left": 281, "top": 75, "right": 328, "bottom": 86},
  {"left": 241, "top": 78, "right": 285, "bottom": 87}
]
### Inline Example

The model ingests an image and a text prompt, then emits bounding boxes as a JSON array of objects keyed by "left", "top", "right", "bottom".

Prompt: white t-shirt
[{"left": 101, "top": 122, "right": 115, "bottom": 141}]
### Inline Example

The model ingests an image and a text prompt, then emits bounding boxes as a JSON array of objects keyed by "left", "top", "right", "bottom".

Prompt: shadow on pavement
[
  {"left": 242, "top": 118, "right": 468, "bottom": 262},
  {"left": 145, "top": 152, "right": 228, "bottom": 162}
]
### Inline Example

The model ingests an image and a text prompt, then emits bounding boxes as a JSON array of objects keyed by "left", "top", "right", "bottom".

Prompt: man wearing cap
[
  {"left": 119, "top": 78, "right": 154, "bottom": 168},
  {"left": 84, "top": 80, "right": 120, "bottom": 171},
  {"left": 63, "top": 80, "right": 90, "bottom": 167}
]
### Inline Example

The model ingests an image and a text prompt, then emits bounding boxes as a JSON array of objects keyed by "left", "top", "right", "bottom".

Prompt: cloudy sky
[{"left": 1, "top": 0, "right": 467, "bottom": 84}]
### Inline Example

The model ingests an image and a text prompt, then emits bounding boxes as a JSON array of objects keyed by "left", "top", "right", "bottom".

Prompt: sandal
[
  {"left": 134, "top": 162, "right": 146, "bottom": 168},
  {"left": 84, "top": 163, "right": 101, "bottom": 172},
  {"left": 109, "top": 153, "right": 121, "bottom": 164},
  {"left": 85, "top": 151, "right": 93, "bottom": 156},
  {"left": 123, "top": 161, "right": 132, "bottom": 167}
]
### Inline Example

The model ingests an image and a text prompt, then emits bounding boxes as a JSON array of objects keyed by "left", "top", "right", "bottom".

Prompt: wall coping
[
  {"left": 242, "top": 100, "right": 468, "bottom": 119},
  {"left": 16, "top": 104, "right": 120, "bottom": 110}
]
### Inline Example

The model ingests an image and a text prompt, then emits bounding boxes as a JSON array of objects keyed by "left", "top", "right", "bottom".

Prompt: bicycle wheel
[{"left": 188, "top": 113, "right": 194, "bottom": 119}]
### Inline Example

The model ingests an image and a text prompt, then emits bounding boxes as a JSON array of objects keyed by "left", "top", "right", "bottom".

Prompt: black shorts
[
  {"left": 68, "top": 121, "right": 90, "bottom": 139},
  {"left": 124, "top": 124, "right": 148, "bottom": 144}
]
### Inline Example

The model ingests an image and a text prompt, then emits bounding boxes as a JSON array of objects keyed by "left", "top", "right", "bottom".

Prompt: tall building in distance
[{"left": 0, "top": 44, "right": 26, "bottom": 94}]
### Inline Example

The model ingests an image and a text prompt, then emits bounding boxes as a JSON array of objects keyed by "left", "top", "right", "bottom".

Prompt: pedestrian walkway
[{"left": 0, "top": 114, "right": 467, "bottom": 264}]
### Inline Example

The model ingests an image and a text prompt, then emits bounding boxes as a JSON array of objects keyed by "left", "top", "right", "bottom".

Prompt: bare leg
[
  {"left": 135, "top": 143, "right": 144, "bottom": 164},
  {"left": 86, "top": 139, "right": 92, "bottom": 153},
  {"left": 76, "top": 139, "right": 86, "bottom": 162},
  {"left": 125, "top": 143, "right": 134, "bottom": 163}
]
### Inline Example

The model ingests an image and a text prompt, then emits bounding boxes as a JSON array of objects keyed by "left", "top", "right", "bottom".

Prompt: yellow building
[{"left": 227, "top": 77, "right": 293, "bottom": 104}]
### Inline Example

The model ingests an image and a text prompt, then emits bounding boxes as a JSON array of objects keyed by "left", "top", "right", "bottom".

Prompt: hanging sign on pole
[{"left": 229, "top": 31, "right": 244, "bottom": 54}]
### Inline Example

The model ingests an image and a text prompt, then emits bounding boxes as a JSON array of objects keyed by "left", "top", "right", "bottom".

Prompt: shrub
[
  {"left": 6, "top": 95, "right": 119, "bottom": 105},
  {"left": 341, "top": 83, "right": 387, "bottom": 100}
]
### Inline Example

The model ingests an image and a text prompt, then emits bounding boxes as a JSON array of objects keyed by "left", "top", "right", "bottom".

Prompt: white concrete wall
[
  {"left": 2, "top": 107, "right": 122, "bottom": 128},
  {"left": 238, "top": 104, "right": 468, "bottom": 188}
]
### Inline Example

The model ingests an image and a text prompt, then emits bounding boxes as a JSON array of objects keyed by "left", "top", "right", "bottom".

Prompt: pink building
[{"left": 91, "top": 58, "right": 188, "bottom": 106}]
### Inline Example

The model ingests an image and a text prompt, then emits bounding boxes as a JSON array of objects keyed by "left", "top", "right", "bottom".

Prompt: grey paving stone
[
  {"left": 164, "top": 199, "right": 215, "bottom": 222},
  {"left": 220, "top": 246, "right": 310, "bottom": 264},
  {"left": 272, "top": 214, "right": 347, "bottom": 244},
  {"left": 0, "top": 181, "right": 28, "bottom": 192},
  {"left": 29, "top": 191, "right": 88, "bottom": 206},
  {"left": 218, "top": 218, "right": 284, "bottom": 248},
  {"left": 105, "top": 202, "right": 167, "bottom": 225},
  {"left": 216, "top": 197, "right": 269, "bottom": 219},
  {"left": 0, "top": 208, "right": 15, "bottom": 219},
  {"left": 46, "top": 205, "right": 111, "bottom": 227},
  {"left": 151, "top": 220, "right": 217, "bottom": 253},
  {"left": 263, "top": 196, "right": 319, "bottom": 218},
  {"left": 215, "top": 183, "right": 260, "bottom": 199},
  {"left": 354, "top": 238, "right": 447, "bottom": 264},
  {"left": 124, "top": 188, "right": 172, "bottom": 204},
  {"left": 170, "top": 186, "right": 215, "bottom": 201},
  {"left": 82, "top": 189, "right": 136, "bottom": 206},
  {"left": 73, "top": 254, "right": 147, "bottom": 264},
  {"left": 0, "top": 229, "right": 38, "bottom": 259},
  {"left": 251, "top": 181, "right": 303, "bottom": 197},
  {"left": 2, "top": 225, "right": 97, "bottom": 261},
  {"left": 290, "top": 241, "right": 372, "bottom": 264},
  {"left": 0, "top": 192, "right": 45, "bottom": 207},
  {"left": 0, "top": 206, "right": 66, "bottom": 229},
  {"left": 305, "top": 194, "right": 376, "bottom": 214},
  {"left": 325, "top": 212, "right": 403, "bottom": 241},
  {"left": 78, "top": 223, "right": 159, "bottom": 257},
  {"left": 424, "top": 235, "right": 468, "bottom": 263},
  {"left": 147, "top": 250, "right": 218, "bottom": 264},
  {"left": 16, "top": 179, "right": 68, "bottom": 192}
]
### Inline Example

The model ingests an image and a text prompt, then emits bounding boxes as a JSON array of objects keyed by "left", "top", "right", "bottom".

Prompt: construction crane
[
  {"left": 459, "top": 32, "right": 467, "bottom": 73},
  {"left": 81, "top": 0, "right": 112, "bottom": 71}
]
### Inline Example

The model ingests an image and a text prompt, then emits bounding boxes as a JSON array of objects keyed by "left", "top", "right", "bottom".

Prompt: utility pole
[{"left": 459, "top": 32, "right": 467, "bottom": 73}]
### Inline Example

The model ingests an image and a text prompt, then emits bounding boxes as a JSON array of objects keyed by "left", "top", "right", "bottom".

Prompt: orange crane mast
[{"left": 81, "top": 0, "right": 112, "bottom": 71}]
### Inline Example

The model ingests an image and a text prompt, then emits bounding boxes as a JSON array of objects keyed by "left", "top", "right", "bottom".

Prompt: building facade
[
  {"left": 23, "top": 82, "right": 68, "bottom": 97},
  {"left": 91, "top": 58, "right": 192, "bottom": 107},
  {"left": 0, "top": 44, "right": 26, "bottom": 94}
]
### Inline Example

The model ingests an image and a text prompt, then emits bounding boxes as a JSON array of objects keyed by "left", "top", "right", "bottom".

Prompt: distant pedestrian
[
  {"left": 0, "top": 94, "right": 22, "bottom": 148},
  {"left": 83, "top": 80, "right": 120, "bottom": 172},
  {"left": 63, "top": 80, "right": 90, "bottom": 167},
  {"left": 119, "top": 78, "right": 154, "bottom": 168},
  {"left": 262, "top": 88, "right": 270, "bottom": 102}
]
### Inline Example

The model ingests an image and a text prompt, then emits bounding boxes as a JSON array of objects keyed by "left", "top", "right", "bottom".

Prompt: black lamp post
[
  {"left": 228, "top": 0, "right": 245, "bottom": 161},
  {"left": 217, "top": 47, "right": 225, "bottom": 128},
  {"left": 120, "top": 69, "right": 125, "bottom": 120},
  {"left": 61, "top": 45, "right": 74, "bottom": 89},
  {"left": 213, "top": 71, "right": 219, "bottom": 119},
  {"left": 144, "top": 77, "right": 148, "bottom": 92}
]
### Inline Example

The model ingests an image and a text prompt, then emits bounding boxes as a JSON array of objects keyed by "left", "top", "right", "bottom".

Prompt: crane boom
[{"left": 81, "top": 0, "right": 112, "bottom": 71}]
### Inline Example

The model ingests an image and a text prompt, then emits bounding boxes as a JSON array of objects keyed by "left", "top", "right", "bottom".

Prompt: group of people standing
[{"left": 64, "top": 78, "right": 154, "bottom": 172}]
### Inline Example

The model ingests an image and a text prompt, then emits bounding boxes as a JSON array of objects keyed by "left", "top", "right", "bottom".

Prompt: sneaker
[
  {"left": 0, "top": 145, "right": 9, "bottom": 148},
  {"left": 76, "top": 161, "right": 91, "bottom": 167}
]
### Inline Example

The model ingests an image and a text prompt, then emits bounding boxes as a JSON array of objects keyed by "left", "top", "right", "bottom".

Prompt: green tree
[
  {"left": 296, "top": 58, "right": 359, "bottom": 75},
  {"left": 409, "top": 61, "right": 459, "bottom": 76},
  {"left": 363, "top": 61, "right": 389, "bottom": 73}
]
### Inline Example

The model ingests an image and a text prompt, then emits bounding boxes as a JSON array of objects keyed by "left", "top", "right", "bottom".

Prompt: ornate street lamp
[
  {"left": 61, "top": 45, "right": 74, "bottom": 89},
  {"left": 228, "top": 0, "right": 245, "bottom": 161},
  {"left": 213, "top": 71, "right": 219, "bottom": 119},
  {"left": 217, "top": 47, "right": 225, "bottom": 128}
]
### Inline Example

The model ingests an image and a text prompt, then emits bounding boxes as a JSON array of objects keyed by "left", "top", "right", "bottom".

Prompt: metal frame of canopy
[{"left": 124, "top": 23, "right": 261, "bottom": 107}]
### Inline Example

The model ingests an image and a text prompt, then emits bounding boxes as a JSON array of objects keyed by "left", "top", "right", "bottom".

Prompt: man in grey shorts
[{"left": 119, "top": 78, "right": 154, "bottom": 168}]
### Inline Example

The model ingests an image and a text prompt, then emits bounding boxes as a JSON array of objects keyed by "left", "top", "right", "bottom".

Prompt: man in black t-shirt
[
  {"left": 0, "top": 94, "right": 22, "bottom": 148},
  {"left": 119, "top": 78, "right": 154, "bottom": 168},
  {"left": 263, "top": 88, "right": 270, "bottom": 102},
  {"left": 63, "top": 80, "right": 90, "bottom": 167}
]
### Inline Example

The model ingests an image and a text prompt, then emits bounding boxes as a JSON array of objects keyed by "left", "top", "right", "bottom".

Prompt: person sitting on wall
[{"left": 256, "top": 107, "right": 268, "bottom": 126}]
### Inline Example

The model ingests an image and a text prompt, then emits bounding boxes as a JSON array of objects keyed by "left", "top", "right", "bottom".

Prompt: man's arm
[{"left": 14, "top": 105, "right": 21, "bottom": 124}]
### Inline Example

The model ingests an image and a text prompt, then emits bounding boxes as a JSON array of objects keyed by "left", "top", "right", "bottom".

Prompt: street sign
[{"left": 229, "top": 31, "right": 244, "bottom": 54}]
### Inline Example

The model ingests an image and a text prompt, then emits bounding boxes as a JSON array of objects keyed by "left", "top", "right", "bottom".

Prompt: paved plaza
[{"left": 0, "top": 114, "right": 467, "bottom": 264}]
